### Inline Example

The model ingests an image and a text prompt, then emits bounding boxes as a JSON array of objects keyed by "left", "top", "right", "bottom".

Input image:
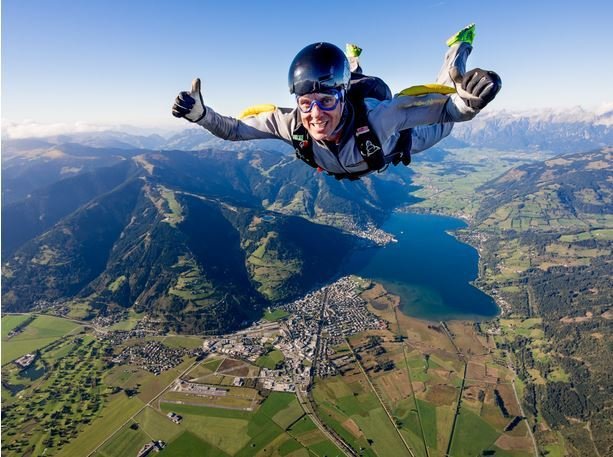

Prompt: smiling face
[{"left": 297, "top": 92, "right": 344, "bottom": 142}]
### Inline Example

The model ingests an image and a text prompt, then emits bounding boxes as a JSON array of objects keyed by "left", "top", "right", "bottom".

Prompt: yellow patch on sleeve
[
  {"left": 239, "top": 104, "right": 277, "bottom": 119},
  {"left": 396, "top": 84, "right": 456, "bottom": 97}
]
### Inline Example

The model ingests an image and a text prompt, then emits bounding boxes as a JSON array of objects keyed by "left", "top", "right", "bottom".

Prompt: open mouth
[{"left": 310, "top": 120, "right": 328, "bottom": 129}]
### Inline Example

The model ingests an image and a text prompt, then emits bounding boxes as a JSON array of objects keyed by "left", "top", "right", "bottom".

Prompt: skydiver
[{"left": 172, "top": 24, "right": 501, "bottom": 180}]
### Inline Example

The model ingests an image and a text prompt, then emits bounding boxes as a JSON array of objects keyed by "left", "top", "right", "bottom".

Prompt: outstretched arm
[{"left": 172, "top": 78, "right": 295, "bottom": 143}]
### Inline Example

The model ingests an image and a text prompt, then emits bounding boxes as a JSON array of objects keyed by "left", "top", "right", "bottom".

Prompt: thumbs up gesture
[
  {"left": 172, "top": 78, "right": 206, "bottom": 122},
  {"left": 459, "top": 69, "right": 501, "bottom": 110}
]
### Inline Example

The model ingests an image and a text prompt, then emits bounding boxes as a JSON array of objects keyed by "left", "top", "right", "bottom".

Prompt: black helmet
[{"left": 288, "top": 42, "right": 350, "bottom": 96}]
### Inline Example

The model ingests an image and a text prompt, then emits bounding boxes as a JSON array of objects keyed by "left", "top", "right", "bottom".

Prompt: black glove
[
  {"left": 172, "top": 78, "right": 206, "bottom": 122},
  {"left": 460, "top": 68, "right": 501, "bottom": 110}
]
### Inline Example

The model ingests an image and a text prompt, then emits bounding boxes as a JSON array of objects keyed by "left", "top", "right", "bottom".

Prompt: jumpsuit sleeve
[
  {"left": 196, "top": 105, "right": 296, "bottom": 145},
  {"left": 367, "top": 92, "right": 478, "bottom": 144}
]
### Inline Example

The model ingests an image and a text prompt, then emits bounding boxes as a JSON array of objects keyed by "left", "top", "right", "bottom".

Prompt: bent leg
[
  {"left": 428, "top": 27, "right": 475, "bottom": 144},
  {"left": 436, "top": 41, "right": 472, "bottom": 86}
]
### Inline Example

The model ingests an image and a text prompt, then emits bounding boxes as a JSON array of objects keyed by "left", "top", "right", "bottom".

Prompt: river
[{"left": 343, "top": 212, "right": 498, "bottom": 321}]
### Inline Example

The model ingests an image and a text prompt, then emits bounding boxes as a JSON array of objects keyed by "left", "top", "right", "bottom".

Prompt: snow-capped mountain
[
  {"left": 449, "top": 106, "right": 613, "bottom": 152},
  {"left": 4, "top": 106, "right": 612, "bottom": 155}
]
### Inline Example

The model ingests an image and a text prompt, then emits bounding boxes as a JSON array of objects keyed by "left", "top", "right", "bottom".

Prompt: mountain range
[
  {"left": 448, "top": 106, "right": 613, "bottom": 152},
  {"left": 4, "top": 106, "right": 612, "bottom": 155},
  {"left": 2, "top": 109, "right": 611, "bottom": 334},
  {"left": 2, "top": 112, "right": 611, "bottom": 456},
  {"left": 2, "top": 141, "right": 415, "bottom": 333}
]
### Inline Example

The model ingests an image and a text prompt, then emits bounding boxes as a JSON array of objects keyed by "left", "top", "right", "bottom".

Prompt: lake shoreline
[{"left": 338, "top": 210, "right": 499, "bottom": 322}]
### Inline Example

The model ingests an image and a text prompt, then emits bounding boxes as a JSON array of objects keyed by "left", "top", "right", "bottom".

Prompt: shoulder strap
[
  {"left": 291, "top": 125, "right": 319, "bottom": 170},
  {"left": 352, "top": 98, "right": 386, "bottom": 172}
]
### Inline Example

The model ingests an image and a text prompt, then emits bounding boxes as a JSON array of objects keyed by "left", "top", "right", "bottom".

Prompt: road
[
  {"left": 444, "top": 360, "right": 467, "bottom": 457},
  {"left": 292, "top": 288, "right": 357, "bottom": 457},
  {"left": 509, "top": 371, "right": 539, "bottom": 457},
  {"left": 295, "top": 385, "right": 356, "bottom": 457}
]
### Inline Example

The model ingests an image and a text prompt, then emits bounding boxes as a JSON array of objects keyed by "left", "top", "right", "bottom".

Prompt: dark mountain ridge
[{"left": 2, "top": 143, "right": 409, "bottom": 333}]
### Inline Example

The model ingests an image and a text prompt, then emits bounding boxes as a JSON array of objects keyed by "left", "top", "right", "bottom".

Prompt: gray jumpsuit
[{"left": 195, "top": 42, "right": 477, "bottom": 176}]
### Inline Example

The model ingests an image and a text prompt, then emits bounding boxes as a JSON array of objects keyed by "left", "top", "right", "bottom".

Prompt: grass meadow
[{"left": 2, "top": 314, "right": 82, "bottom": 364}]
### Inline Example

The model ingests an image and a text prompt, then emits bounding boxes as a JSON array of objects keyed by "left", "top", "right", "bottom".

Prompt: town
[
  {"left": 90, "top": 276, "right": 386, "bottom": 395},
  {"left": 347, "top": 222, "right": 398, "bottom": 246}
]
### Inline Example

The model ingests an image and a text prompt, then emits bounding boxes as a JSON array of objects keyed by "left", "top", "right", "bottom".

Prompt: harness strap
[
  {"left": 291, "top": 126, "right": 319, "bottom": 169},
  {"left": 352, "top": 98, "right": 386, "bottom": 172},
  {"left": 291, "top": 119, "right": 413, "bottom": 180},
  {"left": 391, "top": 129, "right": 412, "bottom": 167}
]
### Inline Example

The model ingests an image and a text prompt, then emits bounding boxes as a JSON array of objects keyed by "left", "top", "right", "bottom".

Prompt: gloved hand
[
  {"left": 460, "top": 68, "right": 501, "bottom": 110},
  {"left": 172, "top": 78, "right": 206, "bottom": 122}
]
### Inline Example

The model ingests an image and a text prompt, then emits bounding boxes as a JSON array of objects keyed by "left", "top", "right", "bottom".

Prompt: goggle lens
[{"left": 296, "top": 90, "right": 342, "bottom": 113}]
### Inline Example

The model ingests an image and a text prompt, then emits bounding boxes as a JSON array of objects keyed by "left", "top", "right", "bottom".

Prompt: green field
[
  {"left": 272, "top": 396, "right": 305, "bottom": 429},
  {"left": 96, "top": 422, "right": 149, "bottom": 457},
  {"left": 288, "top": 415, "right": 318, "bottom": 435},
  {"left": 160, "top": 402, "right": 252, "bottom": 454},
  {"left": 277, "top": 436, "right": 303, "bottom": 455},
  {"left": 159, "top": 393, "right": 307, "bottom": 456},
  {"left": 314, "top": 375, "right": 411, "bottom": 457},
  {"left": 1, "top": 314, "right": 32, "bottom": 337},
  {"left": 108, "top": 310, "right": 144, "bottom": 331},
  {"left": 290, "top": 422, "right": 345, "bottom": 457},
  {"left": 201, "top": 357, "right": 224, "bottom": 372},
  {"left": 416, "top": 399, "right": 437, "bottom": 452},
  {"left": 449, "top": 408, "right": 500, "bottom": 457},
  {"left": 256, "top": 349, "right": 285, "bottom": 369},
  {"left": 247, "top": 231, "right": 302, "bottom": 300},
  {"left": 2, "top": 314, "right": 82, "bottom": 364},
  {"left": 135, "top": 406, "right": 184, "bottom": 442},
  {"left": 163, "top": 431, "right": 230, "bottom": 457},
  {"left": 308, "top": 439, "right": 344, "bottom": 457},
  {"left": 158, "top": 335, "right": 205, "bottom": 349},
  {"left": 263, "top": 308, "right": 290, "bottom": 322},
  {"left": 57, "top": 394, "right": 145, "bottom": 457}
]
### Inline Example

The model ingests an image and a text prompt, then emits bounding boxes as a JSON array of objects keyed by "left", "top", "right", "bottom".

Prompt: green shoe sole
[
  {"left": 446, "top": 23, "right": 475, "bottom": 47},
  {"left": 346, "top": 43, "right": 362, "bottom": 58}
]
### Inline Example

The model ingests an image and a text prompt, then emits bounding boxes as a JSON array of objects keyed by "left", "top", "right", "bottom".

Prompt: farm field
[
  {"left": 313, "top": 338, "right": 413, "bottom": 457},
  {"left": 1, "top": 280, "right": 538, "bottom": 457},
  {"left": 409, "top": 148, "right": 547, "bottom": 219},
  {"left": 162, "top": 431, "right": 230, "bottom": 457},
  {"left": 309, "top": 283, "right": 538, "bottom": 457},
  {"left": 107, "top": 310, "right": 144, "bottom": 331},
  {"left": 149, "top": 392, "right": 341, "bottom": 456},
  {"left": 1, "top": 314, "right": 32, "bottom": 337},
  {"left": 1, "top": 314, "right": 83, "bottom": 364}
]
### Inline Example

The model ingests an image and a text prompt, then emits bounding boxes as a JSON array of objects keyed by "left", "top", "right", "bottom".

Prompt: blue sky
[{"left": 2, "top": 0, "right": 613, "bottom": 132}]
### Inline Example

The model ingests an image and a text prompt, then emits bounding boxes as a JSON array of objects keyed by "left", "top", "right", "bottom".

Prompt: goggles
[{"left": 296, "top": 89, "right": 343, "bottom": 113}]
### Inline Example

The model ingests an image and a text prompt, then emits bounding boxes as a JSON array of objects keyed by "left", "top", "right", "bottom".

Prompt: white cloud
[
  {"left": 1, "top": 120, "right": 185, "bottom": 139},
  {"left": 1, "top": 120, "right": 110, "bottom": 139},
  {"left": 594, "top": 102, "right": 613, "bottom": 116}
]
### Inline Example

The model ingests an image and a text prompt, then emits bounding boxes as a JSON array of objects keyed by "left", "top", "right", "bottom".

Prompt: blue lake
[{"left": 343, "top": 212, "right": 498, "bottom": 321}]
